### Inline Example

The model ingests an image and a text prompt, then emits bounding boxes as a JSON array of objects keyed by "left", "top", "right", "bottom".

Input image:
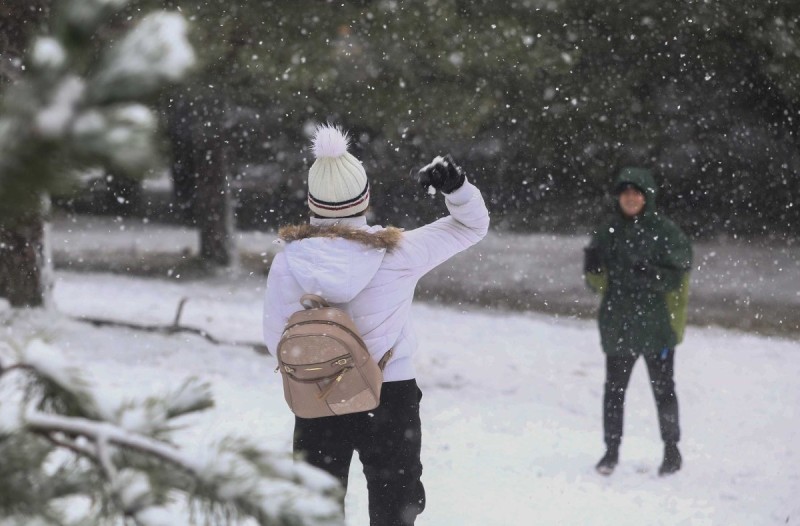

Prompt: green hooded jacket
[{"left": 585, "top": 168, "right": 692, "bottom": 356}]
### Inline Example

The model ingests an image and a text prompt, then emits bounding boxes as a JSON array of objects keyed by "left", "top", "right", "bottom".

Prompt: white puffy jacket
[{"left": 262, "top": 180, "right": 489, "bottom": 382}]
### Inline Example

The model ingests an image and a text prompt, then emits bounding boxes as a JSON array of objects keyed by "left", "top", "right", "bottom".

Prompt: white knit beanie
[{"left": 307, "top": 124, "right": 370, "bottom": 218}]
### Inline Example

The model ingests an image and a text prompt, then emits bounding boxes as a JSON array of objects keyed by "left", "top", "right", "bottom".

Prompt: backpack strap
[
  {"left": 300, "top": 294, "right": 329, "bottom": 310},
  {"left": 377, "top": 348, "right": 394, "bottom": 371}
]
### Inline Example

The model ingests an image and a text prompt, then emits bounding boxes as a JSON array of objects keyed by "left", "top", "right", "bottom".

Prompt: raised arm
[{"left": 391, "top": 156, "right": 490, "bottom": 276}]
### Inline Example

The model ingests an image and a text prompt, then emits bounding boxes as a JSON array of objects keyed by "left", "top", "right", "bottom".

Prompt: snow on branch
[
  {"left": 34, "top": 76, "right": 86, "bottom": 138},
  {"left": 103, "top": 377, "right": 213, "bottom": 436},
  {"left": 18, "top": 339, "right": 100, "bottom": 419},
  {"left": 25, "top": 411, "right": 201, "bottom": 476},
  {"left": 21, "top": 340, "right": 92, "bottom": 399},
  {"left": 71, "top": 104, "right": 160, "bottom": 171},
  {"left": 0, "top": 2, "right": 195, "bottom": 213},
  {"left": 91, "top": 12, "right": 196, "bottom": 103},
  {"left": 31, "top": 37, "right": 67, "bottom": 72},
  {"left": 23, "top": 411, "right": 343, "bottom": 525},
  {"left": 61, "top": 0, "right": 131, "bottom": 37},
  {"left": 163, "top": 377, "right": 214, "bottom": 418},
  {"left": 0, "top": 338, "right": 342, "bottom": 525}
]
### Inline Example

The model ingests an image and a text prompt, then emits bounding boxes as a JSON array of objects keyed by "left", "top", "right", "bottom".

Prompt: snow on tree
[
  {"left": 0, "top": 2, "right": 343, "bottom": 523},
  {"left": 0, "top": 337, "right": 343, "bottom": 525},
  {"left": 0, "top": 0, "right": 195, "bottom": 307}
]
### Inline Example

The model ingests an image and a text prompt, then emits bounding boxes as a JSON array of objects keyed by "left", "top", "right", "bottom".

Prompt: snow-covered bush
[{"left": 0, "top": 338, "right": 343, "bottom": 525}]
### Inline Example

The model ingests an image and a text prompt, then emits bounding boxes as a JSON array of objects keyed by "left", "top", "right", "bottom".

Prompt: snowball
[{"left": 420, "top": 155, "right": 446, "bottom": 173}]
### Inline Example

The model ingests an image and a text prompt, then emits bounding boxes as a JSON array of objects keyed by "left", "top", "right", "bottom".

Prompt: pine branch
[
  {"left": 0, "top": 363, "right": 32, "bottom": 374},
  {"left": 162, "top": 377, "right": 214, "bottom": 419},
  {"left": 96, "top": 434, "right": 118, "bottom": 481},
  {"left": 5, "top": 343, "right": 341, "bottom": 524},
  {"left": 26, "top": 411, "right": 201, "bottom": 475},
  {"left": 0, "top": 432, "right": 89, "bottom": 522},
  {"left": 23, "top": 411, "right": 343, "bottom": 525},
  {"left": 36, "top": 429, "right": 97, "bottom": 461}
]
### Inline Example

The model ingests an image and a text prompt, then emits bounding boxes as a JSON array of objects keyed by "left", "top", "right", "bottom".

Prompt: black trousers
[
  {"left": 294, "top": 379, "right": 425, "bottom": 526},
  {"left": 603, "top": 349, "right": 680, "bottom": 447}
]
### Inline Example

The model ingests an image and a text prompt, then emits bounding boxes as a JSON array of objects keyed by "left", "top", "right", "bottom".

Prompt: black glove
[
  {"left": 583, "top": 246, "right": 603, "bottom": 274},
  {"left": 416, "top": 154, "right": 466, "bottom": 194}
]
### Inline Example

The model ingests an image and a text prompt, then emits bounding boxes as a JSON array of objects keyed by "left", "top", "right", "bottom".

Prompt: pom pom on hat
[
  {"left": 313, "top": 124, "right": 350, "bottom": 159},
  {"left": 307, "top": 123, "right": 370, "bottom": 218}
]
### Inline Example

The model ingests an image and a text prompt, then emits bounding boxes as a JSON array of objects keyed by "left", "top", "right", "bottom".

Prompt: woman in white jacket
[{"left": 263, "top": 125, "right": 489, "bottom": 526}]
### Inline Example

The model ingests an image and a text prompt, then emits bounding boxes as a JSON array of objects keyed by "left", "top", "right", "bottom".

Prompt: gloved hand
[
  {"left": 416, "top": 154, "right": 466, "bottom": 194},
  {"left": 583, "top": 246, "right": 603, "bottom": 274}
]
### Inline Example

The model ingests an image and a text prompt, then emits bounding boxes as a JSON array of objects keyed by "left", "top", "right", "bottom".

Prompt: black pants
[
  {"left": 294, "top": 379, "right": 425, "bottom": 526},
  {"left": 603, "top": 349, "right": 680, "bottom": 447}
]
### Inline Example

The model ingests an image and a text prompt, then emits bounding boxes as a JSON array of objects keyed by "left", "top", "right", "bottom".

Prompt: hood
[
  {"left": 614, "top": 167, "right": 658, "bottom": 216},
  {"left": 279, "top": 218, "right": 402, "bottom": 304}
]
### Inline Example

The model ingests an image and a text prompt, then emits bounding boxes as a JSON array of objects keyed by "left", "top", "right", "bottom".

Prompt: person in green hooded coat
[{"left": 584, "top": 167, "right": 692, "bottom": 476}]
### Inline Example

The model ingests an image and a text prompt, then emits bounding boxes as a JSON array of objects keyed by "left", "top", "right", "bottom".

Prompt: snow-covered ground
[
  {"left": 51, "top": 214, "right": 800, "bottom": 336},
  {"left": 5, "top": 271, "right": 793, "bottom": 525}
]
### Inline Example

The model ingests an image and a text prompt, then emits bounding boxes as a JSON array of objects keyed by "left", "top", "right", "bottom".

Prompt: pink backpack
[{"left": 276, "top": 294, "right": 393, "bottom": 418}]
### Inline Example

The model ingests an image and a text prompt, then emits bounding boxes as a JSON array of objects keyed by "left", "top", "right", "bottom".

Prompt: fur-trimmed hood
[
  {"left": 277, "top": 222, "right": 403, "bottom": 303},
  {"left": 278, "top": 224, "right": 403, "bottom": 251}
]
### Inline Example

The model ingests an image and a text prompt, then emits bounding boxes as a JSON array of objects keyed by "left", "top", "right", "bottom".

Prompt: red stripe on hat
[{"left": 308, "top": 189, "right": 370, "bottom": 211}]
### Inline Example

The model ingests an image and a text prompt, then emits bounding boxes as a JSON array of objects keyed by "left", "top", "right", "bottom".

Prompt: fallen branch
[{"left": 70, "top": 297, "right": 269, "bottom": 355}]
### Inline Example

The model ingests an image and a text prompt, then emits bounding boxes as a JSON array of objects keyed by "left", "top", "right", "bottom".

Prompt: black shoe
[
  {"left": 595, "top": 447, "right": 619, "bottom": 476},
  {"left": 658, "top": 443, "right": 682, "bottom": 476}
]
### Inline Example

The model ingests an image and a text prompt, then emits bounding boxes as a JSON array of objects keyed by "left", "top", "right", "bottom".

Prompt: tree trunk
[
  {"left": 0, "top": 198, "right": 52, "bottom": 307},
  {"left": 195, "top": 133, "right": 236, "bottom": 267},
  {"left": 165, "top": 92, "right": 198, "bottom": 224}
]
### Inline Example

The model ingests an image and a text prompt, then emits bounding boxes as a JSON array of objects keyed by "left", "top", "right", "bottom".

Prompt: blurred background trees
[
  {"left": 148, "top": 0, "right": 798, "bottom": 237},
  {"left": 551, "top": 0, "right": 800, "bottom": 235},
  {"left": 3, "top": 0, "right": 799, "bottom": 280}
]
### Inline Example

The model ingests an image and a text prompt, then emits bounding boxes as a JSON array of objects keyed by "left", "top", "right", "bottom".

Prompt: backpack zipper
[
  {"left": 275, "top": 354, "right": 351, "bottom": 373},
  {"left": 316, "top": 367, "right": 353, "bottom": 400}
]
